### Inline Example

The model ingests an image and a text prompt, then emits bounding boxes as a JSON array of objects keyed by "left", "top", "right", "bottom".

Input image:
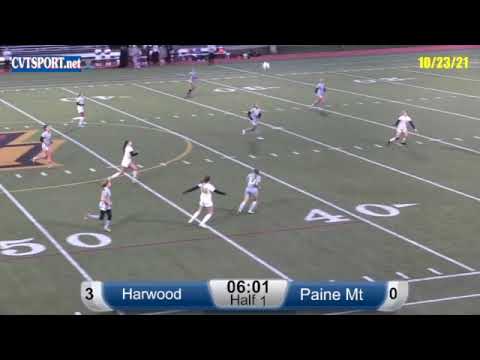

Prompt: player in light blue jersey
[
  {"left": 185, "top": 69, "right": 198, "bottom": 98},
  {"left": 238, "top": 169, "right": 261, "bottom": 214},
  {"left": 311, "top": 80, "right": 327, "bottom": 109}
]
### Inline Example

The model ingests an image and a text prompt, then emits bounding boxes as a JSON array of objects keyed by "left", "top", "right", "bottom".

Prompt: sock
[
  {"left": 200, "top": 213, "right": 212, "bottom": 225},
  {"left": 248, "top": 201, "right": 257, "bottom": 213},
  {"left": 132, "top": 171, "right": 138, "bottom": 178},
  {"left": 238, "top": 201, "right": 247, "bottom": 213},
  {"left": 104, "top": 220, "right": 111, "bottom": 228},
  {"left": 110, "top": 172, "right": 122, "bottom": 180},
  {"left": 189, "top": 210, "right": 201, "bottom": 223},
  {"left": 87, "top": 213, "right": 100, "bottom": 220}
]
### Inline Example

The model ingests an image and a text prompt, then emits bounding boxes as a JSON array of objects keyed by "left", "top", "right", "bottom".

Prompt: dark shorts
[{"left": 99, "top": 209, "right": 112, "bottom": 221}]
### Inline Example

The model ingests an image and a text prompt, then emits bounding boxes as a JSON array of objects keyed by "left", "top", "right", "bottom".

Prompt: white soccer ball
[{"left": 262, "top": 62, "right": 270, "bottom": 71}]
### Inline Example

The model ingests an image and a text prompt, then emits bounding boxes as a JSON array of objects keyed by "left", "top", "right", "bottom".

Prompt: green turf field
[{"left": 1, "top": 49, "right": 480, "bottom": 315}]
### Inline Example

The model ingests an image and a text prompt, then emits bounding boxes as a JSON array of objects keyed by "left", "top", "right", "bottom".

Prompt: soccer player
[
  {"left": 185, "top": 69, "right": 198, "bottom": 98},
  {"left": 84, "top": 180, "right": 113, "bottom": 233},
  {"left": 238, "top": 169, "right": 261, "bottom": 214},
  {"left": 109, "top": 140, "right": 139, "bottom": 182},
  {"left": 387, "top": 111, "right": 417, "bottom": 146},
  {"left": 183, "top": 176, "right": 226, "bottom": 228},
  {"left": 311, "top": 79, "right": 326, "bottom": 109},
  {"left": 242, "top": 104, "right": 262, "bottom": 135},
  {"left": 32, "top": 125, "right": 53, "bottom": 166},
  {"left": 76, "top": 93, "right": 86, "bottom": 127}
]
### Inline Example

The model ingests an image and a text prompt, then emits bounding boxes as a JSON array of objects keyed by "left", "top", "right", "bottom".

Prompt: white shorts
[
  {"left": 316, "top": 93, "right": 324, "bottom": 100},
  {"left": 77, "top": 105, "right": 84, "bottom": 114},
  {"left": 245, "top": 187, "right": 259, "bottom": 197},
  {"left": 199, "top": 197, "right": 213, "bottom": 208},
  {"left": 99, "top": 202, "right": 112, "bottom": 211},
  {"left": 396, "top": 126, "right": 408, "bottom": 136},
  {"left": 42, "top": 143, "right": 49, "bottom": 152},
  {"left": 121, "top": 159, "right": 132, "bottom": 168}
]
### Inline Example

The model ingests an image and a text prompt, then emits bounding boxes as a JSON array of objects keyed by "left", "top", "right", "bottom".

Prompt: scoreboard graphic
[{"left": 81, "top": 280, "right": 409, "bottom": 313}]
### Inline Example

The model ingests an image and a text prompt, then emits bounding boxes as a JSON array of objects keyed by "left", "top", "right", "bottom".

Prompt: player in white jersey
[
  {"left": 238, "top": 169, "right": 261, "bottom": 214},
  {"left": 311, "top": 80, "right": 327, "bottom": 109},
  {"left": 32, "top": 125, "right": 54, "bottom": 166},
  {"left": 183, "top": 176, "right": 227, "bottom": 228},
  {"left": 242, "top": 105, "right": 262, "bottom": 135},
  {"left": 84, "top": 180, "right": 113, "bottom": 232},
  {"left": 109, "top": 140, "right": 139, "bottom": 182},
  {"left": 387, "top": 111, "right": 417, "bottom": 146},
  {"left": 185, "top": 69, "right": 198, "bottom": 98},
  {"left": 76, "top": 93, "right": 86, "bottom": 127}
]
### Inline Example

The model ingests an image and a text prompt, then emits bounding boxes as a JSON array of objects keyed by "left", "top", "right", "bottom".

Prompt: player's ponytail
[{"left": 123, "top": 140, "right": 129, "bottom": 153}]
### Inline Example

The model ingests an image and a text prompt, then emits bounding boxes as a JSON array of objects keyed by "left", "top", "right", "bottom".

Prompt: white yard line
[
  {"left": 1, "top": 95, "right": 292, "bottom": 282},
  {"left": 404, "top": 293, "right": 480, "bottom": 307},
  {"left": 0, "top": 183, "right": 93, "bottom": 281},
  {"left": 82, "top": 85, "right": 475, "bottom": 273}
]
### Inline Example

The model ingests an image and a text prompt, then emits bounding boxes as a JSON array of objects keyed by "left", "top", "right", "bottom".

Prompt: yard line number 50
[{"left": 0, "top": 233, "right": 111, "bottom": 257}]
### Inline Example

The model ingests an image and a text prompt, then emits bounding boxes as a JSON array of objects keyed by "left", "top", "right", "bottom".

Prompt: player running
[
  {"left": 32, "top": 125, "right": 54, "bottom": 166},
  {"left": 238, "top": 169, "right": 261, "bottom": 214},
  {"left": 109, "top": 140, "right": 139, "bottom": 182},
  {"left": 185, "top": 69, "right": 198, "bottom": 98},
  {"left": 242, "top": 104, "right": 262, "bottom": 135},
  {"left": 76, "top": 93, "right": 86, "bottom": 127},
  {"left": 183, "top": 176, "right": 227, "bottom": 228},
  {"left": 387, "top": 111, "right": 417, "bottom": 146},
  {"left": 84, "top": 180, "right": 113, "bottom": 232},
  {"left": 311, "top": 80, "right": 326, "bottom": 109}
]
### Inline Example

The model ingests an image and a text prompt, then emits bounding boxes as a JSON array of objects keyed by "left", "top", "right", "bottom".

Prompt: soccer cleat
[
  {"left": 247, "top": 210, "right": 255, "bottom": 214},
  {"left": 104, "top": 227, "right": 111, "bottom": 233}
]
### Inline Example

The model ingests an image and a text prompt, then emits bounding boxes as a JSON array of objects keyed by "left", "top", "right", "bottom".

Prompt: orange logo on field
[{"left": 0, "top": 130, "right": 65, "bottom": 171}]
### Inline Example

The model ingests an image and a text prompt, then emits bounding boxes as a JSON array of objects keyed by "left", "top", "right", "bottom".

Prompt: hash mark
[
  {"left": 89, "top": 168, "right": 96, "bottom": 172},
  {"left": 65, "top": 170, "right": 72, "bottom": 174},
  {"left": 248, "top": 154, "right": 257, "bottom": 159},
  {"left": 182, "top": 160, "right": 191, "bottom": 165},
  {"left": 40, "top": 172, "right": 48, "bottom": 176},
  {"left": 427, "top": 268, "right": 443, "bottom": 275},
  {"left": 354, "top": 146, "right": 363, "bottom": 150},
  {"left": 15, "top": 174, "right": 22, "bottom": 179},
  {"left": 396, "top": 272, "right": 410, "bottom": 279},
  {"left": 362, "top": 276, "right": 375, "bottom": 282}
]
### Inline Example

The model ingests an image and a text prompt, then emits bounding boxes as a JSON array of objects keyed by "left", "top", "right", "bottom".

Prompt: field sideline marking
[
  {"left": 0, "top": 183, "right": 93, "bottom": 281},
  {"left": 80, "top": 85, "right": 475, "bottom": 272},
  {"left": 195, "top": 79, "right": 480, "bottom": 204},
  {"left": 0, "top": 96, "right": 292, "bottom": 282},
  {"left": 214, "top": 66, "right": 480, "bottom": 155}
]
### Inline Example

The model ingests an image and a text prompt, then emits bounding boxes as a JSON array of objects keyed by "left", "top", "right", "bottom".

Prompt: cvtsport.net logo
[{"left": 11, "top": 56, "right": 82, "bottom": 72}]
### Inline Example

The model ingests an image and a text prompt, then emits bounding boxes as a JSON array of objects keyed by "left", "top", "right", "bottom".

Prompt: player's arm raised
[{"left": 182, "top": 185, "right": 200, "bottom": 194}]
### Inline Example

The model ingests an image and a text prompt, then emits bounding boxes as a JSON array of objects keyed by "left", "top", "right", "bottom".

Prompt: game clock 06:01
[
  {"left": 226, "top": 280, "right": 269, "bottom": 294},
  {"left": 208, "top": 279, "right": 289, "bottom": 309}
]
